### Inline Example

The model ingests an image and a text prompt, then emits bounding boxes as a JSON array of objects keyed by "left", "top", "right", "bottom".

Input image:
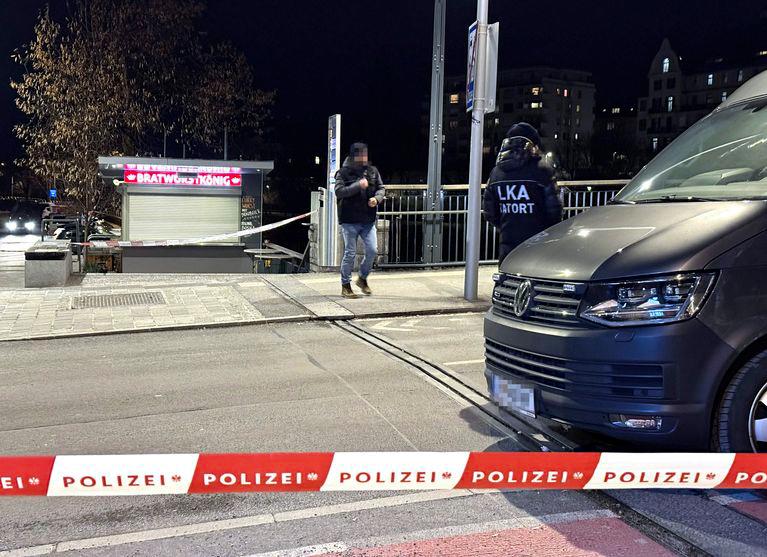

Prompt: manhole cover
[{"left": 71, "top": 291, "right": 166, "bottom": 309}]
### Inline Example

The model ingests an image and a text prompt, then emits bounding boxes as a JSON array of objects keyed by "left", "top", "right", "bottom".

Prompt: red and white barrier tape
[
  {"left": 1, "top": 452, "right": 765, "bottom": 496},
  {"left": 77, "top": 211, "right": 314, "bottom": 248}
]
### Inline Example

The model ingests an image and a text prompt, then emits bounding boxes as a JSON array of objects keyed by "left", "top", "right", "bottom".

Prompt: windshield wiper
[{"left": 633, "top": 195, "right": 724, "bottom": 204}]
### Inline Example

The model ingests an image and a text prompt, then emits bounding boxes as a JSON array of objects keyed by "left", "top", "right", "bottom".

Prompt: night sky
[{"left": 1, "top": 0, "right": 765, "bottom": 176}]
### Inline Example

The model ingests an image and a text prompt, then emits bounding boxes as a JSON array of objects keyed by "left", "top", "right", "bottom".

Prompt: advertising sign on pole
[
  {"left": 466, "top": 21, "right": 478, "bottom": 112},
  {"left": 323, "top": 114, "right": 341, "bottom": 266},
  {"left": 485, "top": 22, "right": 499, "bottom": 113},
  {"left": 49, "top": 189, "right": 57, "bottom": 199}
]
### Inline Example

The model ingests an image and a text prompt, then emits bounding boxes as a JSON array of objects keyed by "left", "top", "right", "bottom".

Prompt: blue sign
[
  {"left": 466, "top": 21, "right": 478, "bottom": 112},
  {"left": 49, "top": 189, "right": 57, "bottom": 199}
]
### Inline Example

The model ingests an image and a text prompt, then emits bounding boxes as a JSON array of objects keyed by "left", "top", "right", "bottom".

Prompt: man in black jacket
[
  {"left": 334, "top": 142, "right": 385, "bottom": 297},
  {"left": 484, "top": 122, "right": 562, "bottom": 263}
]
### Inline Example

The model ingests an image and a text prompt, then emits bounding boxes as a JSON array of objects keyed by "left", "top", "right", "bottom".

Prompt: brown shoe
[
  {"left": 355, "top": 277, "right": 372, "bottom": 295},
  {"left": 341, "top": 283, "right": 357, "bottom": 298}
]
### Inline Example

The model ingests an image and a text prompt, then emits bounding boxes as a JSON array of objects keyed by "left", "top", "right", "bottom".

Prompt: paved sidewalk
[{"left": 0, "top": 268, "right": 494, "bottom": 341}]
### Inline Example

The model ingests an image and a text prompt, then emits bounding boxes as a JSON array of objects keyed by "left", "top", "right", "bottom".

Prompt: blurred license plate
[{"left": 491, "top": 375, "right": 536, "bottom": 417}]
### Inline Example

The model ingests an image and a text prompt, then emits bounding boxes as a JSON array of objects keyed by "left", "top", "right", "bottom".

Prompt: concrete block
[{"left": 25, "top": 241, "right": 72, "bottom": 288}]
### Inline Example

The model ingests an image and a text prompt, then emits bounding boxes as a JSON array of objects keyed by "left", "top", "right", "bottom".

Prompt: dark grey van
[{"left": 485, "top": 70, "right": 767, "bottom": 452}]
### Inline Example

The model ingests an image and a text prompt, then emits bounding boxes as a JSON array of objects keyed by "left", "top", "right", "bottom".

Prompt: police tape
[
  {"left": 77, "top": 211, "right": 315, "bottom": 248},
  {"left": 1, "top": 452, "right": 766, "bottom": 496}
]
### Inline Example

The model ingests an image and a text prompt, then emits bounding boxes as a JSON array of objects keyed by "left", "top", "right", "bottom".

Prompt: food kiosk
[{"left": 98, "top": 157, "right": 273, "bottom": 273}]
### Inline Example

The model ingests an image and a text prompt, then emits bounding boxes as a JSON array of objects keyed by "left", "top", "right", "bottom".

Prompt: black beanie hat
[{"left": 506, "top": 122, "right": 542, "bottom": 148}]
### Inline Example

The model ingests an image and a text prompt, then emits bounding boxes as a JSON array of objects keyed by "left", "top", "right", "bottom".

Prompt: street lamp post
[{"left": 464, "top": 0, "right": 489, "bottom": 301}]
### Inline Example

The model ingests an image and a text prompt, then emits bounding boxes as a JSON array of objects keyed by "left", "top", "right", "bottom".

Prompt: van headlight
[{"left": 580, "top": 273, "right": 716, "bottom": 327}]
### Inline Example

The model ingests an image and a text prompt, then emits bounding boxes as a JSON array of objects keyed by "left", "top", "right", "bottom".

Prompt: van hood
[{"left": 500, "top": 201, "right": 767, "bottom": 282}]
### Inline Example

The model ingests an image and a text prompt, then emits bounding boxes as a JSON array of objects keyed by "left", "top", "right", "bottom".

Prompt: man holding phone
[{"left": 334, "top": 142, "right": 385, "bottom": 298}]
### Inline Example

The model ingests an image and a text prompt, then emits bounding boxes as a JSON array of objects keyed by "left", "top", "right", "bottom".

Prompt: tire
[{"left": 713, "top": 350, "right": 767, "bottom": 452}]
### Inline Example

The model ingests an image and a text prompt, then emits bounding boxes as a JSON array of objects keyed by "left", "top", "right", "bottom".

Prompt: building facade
[
  {"left": 637, "top": 38, "right": 767, "bottom": 152},
  {"left": 442, "top": 67, "right": 596, "bottom": 178}
]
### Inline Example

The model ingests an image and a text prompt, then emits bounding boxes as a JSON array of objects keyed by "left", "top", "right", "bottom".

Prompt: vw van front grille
[{"left": 493, "top": 277, "right": 584, "bottom": 325}]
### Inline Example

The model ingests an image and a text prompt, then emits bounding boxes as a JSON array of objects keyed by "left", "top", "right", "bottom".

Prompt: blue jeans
[{"left": 340, "top": 222, "right": 377, "bottom": 285}]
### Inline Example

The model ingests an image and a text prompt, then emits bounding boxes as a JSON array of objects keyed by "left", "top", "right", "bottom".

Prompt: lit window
[
  {"left": 576, "top": 104, "right": 581, "bottom": 113},
  {"left": 483, "top": 146, "right": 491, "bottom": 154},
  {"left": 759, "top": 50, "right": 767, "bottom": 56},
  {"left": 314, "top": 156, "right": 321, "bottom": 165},
  {"left": 563, "top": 89, "right": 569, "bottom": 98},
  {"left": 662, "top": 57, "right": 670, "bottom": 73},
  {"left": 449, "top": 93, "right": 459, "bottom": 104},
  {"left": 574, "top": 133, "right": 579, "bottom": 140},
  {"left": 721, "top": 91, "right": 728, "bottom": 102},
  {"left": 449, "top": 121, "right": 458, "bottom": 129},
  {"left": 667, "top": 96, "right": 674, "bottom": 112},
  {"left": 494, "top": 117, "right": 500, "bottom": 125},
  {"left": 738, "top": 69, "right": 744, "bottom": 82},
  {"left": 530, "top": 102, "right": 542, "bottom": 109},
  {"left": 652, "top": 137, "right": 659, "bottom": 151},
  {"left": 554, "top": 133, "right": 559, "bottom": 140},
  {"left": 606, "top": 122, "right": 615, "bottom": 131},
  {"left": 707, "top": 73, "right": 714, "bottom": 86},
  {"left": 531, "top": 87, "right": 541, "bottom": 96},
  {"left": 556, "top": 88, "right": 561, "bottom": 95},
  {"left": 611, "top": 107, "right": 621, "bottom": 114}
]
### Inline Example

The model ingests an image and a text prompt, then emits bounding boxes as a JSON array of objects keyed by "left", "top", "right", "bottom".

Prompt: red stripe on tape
[
  {"left": 456, "top": 452, "right": 602, "bottom": 490},
  {"left": 0, "top": 456, "right": 55, "bottom": 496},
  {"left": 716, "top": 454, "right": 767, "bottom": 489},
  {"left": 189, "top": 453, "right": 334, "bottom": 493}
]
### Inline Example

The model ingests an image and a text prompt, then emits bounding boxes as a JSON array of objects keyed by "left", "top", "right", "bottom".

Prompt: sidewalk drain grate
[{"left": 71, "top": 292, "right": 166, "bottom": 309}]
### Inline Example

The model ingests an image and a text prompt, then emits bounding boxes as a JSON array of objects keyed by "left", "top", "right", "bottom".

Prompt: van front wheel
[{"left": 713, "top": 352, "right": 767, "bottom": 452}]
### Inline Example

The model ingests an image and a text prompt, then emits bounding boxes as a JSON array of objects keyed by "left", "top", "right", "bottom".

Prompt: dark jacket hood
[{"left": 500, "top": 201, "right": 767, "bottom": 281}]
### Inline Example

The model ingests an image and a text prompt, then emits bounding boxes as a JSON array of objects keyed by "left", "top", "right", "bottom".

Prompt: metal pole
[
  {"left": 224, "top": 126, "right": 228, "bottom": 160},
  {"left": 425, "top": 0, "right": 446, "bottom": 264},
  {"left": 163, "top": 130, "right": 167, "bottom": 157},
  {"left": 464, "top": 0, "right": 488, "bottom": 301}
]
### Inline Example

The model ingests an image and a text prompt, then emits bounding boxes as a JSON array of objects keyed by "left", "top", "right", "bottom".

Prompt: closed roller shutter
[{"left": 127, "top": 194, "right": 240, "bottom": 241}]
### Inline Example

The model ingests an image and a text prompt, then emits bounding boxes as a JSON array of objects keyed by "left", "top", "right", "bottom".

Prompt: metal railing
[{"left": 378, "top": 180, "right": 629, "bottom": 266}]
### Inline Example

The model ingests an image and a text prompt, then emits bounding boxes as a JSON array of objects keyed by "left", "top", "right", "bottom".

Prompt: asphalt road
[
  {"left": 1, "top": 317, "right": 766, "bottom": 556},
  {"left": 0, "top": 233, "right": 37, "bottom": 289}
]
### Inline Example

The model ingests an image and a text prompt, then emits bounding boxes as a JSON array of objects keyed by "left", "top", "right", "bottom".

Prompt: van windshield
[{"left": 615, "top": 97, "right": 767, "bottom": 203}]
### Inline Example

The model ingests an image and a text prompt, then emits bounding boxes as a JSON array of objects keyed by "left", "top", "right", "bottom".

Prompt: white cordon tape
[
  {"left": 1, "top": 452, "right": 766, "bottom": 496},
  {"left": 77, "top": 211, "right": 315, "bottom": 248}
]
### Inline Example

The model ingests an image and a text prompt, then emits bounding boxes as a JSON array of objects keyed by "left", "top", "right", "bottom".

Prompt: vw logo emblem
[{"left": 513, "top": 280, "right": 533, "bottom": 317}]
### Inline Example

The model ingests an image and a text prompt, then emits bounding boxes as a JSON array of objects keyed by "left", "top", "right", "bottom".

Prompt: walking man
[
  {"left": 484, "top": 122, "right": 562, "bottom": 263},
  {"left": 334, "top": 142, "right": 385, "bottom": 297}
]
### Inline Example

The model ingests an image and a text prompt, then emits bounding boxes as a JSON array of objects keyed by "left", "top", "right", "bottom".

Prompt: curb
[
  {"left": 0, "top": 314, "right": 314, "bottom": 343},
  {"left": 0, "top": 306, "right": 491, "bottom": 342}
]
